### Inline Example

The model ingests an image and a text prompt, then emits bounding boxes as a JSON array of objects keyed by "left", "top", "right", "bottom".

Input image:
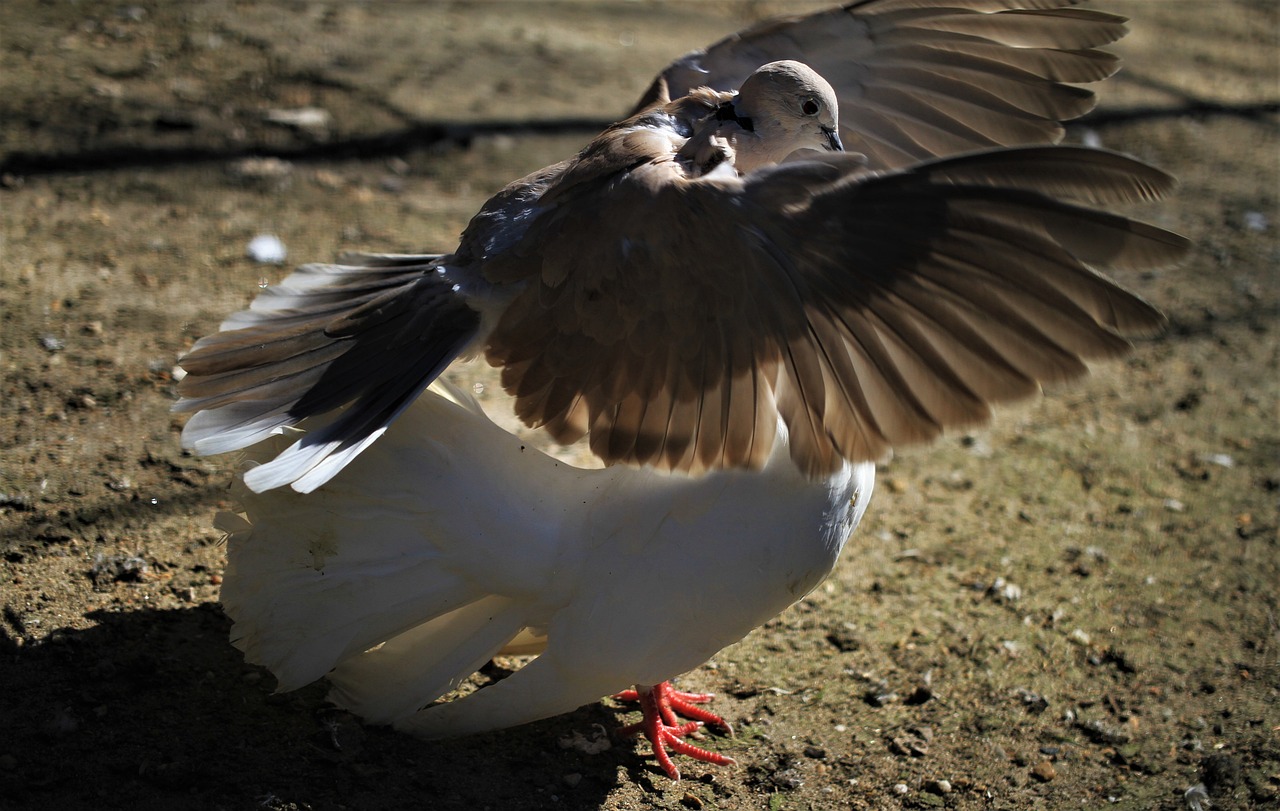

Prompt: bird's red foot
[{"left": 614, "top": 681, "right": 735, "bottom": 780}]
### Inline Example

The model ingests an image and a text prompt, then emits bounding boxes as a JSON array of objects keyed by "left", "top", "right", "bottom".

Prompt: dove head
[{"left": 730, "top": 60, "right": 842, "bottom": 174}]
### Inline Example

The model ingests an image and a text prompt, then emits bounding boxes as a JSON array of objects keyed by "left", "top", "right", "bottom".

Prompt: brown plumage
[
  {"left": 483, "top": 146, "right": 1181, "bottom": 478},
  {"left": 175, "top": 0, "right": 1187, "bottom": 493}
]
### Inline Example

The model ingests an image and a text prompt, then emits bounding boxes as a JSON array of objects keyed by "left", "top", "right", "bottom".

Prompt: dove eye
[{"left": 801, "top": 99, "right": 820, "bottom": 116}]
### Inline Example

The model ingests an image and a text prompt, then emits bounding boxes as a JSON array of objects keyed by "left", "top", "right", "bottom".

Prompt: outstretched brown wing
[
  {"left": 484, "top": 146, "right": 1187, "bottom": 478},
  {"left": 633, "top": 0, "right": 1126, "bottom": 169}
]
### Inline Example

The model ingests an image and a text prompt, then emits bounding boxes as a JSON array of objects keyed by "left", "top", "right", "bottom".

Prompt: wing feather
[
  {"left": 635, "top": 1, "right": 1127, "bottom": 169},
  {"left": 175, "top": 256, "right": 481, "bottom": 492},
  {"left": 486, "top": 146, "right": 1187, "bottom": 477},
  {"left": 179, "top": 2, "right": 1174, "bottom": 490}
]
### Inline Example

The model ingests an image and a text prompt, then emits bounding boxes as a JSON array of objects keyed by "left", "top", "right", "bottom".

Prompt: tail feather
[
  {"left": 327, "top": 595, "right": 530, "bottom": 724},
  {"left": 394, "top": 647, "right": 627, "bottom": 740},
  {"left": 223, "top": 557, "right": 479, "bottom": 692},
  {"left": 219, "top": 477, "right": 489, "bottom": 692},
  {"left": 216, "top": 385, "right": 564, "bottom": 711}
]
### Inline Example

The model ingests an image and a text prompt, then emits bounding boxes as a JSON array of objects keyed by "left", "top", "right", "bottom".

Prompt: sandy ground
[{"left": 1, "top": 2, "right": 1277, "bottom": 809}]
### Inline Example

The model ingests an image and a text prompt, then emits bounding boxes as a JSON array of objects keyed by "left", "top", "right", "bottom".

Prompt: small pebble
[
  {"left": 987, "top": 577, "right": 1021, "bottom": 602},
  {"left": 228, "top": 157, "right": 294, "bottom": 181},
  {"left": 1201, "top": 453, "right": 1234, "bottom": 468},
  {"left": 246, "top": 234, "right": 287, "bottom": 264},
  {"left": 90, "top": 553, "right": 149, "bottom": 584},
  {"left": 263, "top": 107, "right": 332, "bottom": 133},
  {"left": 924, "top": 778, "right": 952, "bottom": 795},
  {"left": 562, "top": 773, "right": 582, "bottom": 788},
  {"left": 1030, "top": 760, "right": 1056, "bottom": 782},
  {"left": 867, "top": 689, "right": 898, "bottom": 707},
  {"left": 771, "top": 768, "right": 803, "bottom": 790},
  {"left": 1075, "top": 718, "right": 1130, "bottom": 745}
]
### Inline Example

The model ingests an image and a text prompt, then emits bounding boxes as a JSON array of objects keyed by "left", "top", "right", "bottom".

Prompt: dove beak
[{"left": 822, "top": 126, "right": 844, "bottom": 153}]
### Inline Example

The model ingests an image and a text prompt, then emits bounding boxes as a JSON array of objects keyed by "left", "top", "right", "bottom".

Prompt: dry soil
[{"left": 1, "top": 2, "right": 1277, "bottom": 810}]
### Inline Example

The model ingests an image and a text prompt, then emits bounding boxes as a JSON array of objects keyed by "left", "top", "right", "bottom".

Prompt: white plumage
[{"left": 218, "top": 381, "right": 873, "bottom": 738}]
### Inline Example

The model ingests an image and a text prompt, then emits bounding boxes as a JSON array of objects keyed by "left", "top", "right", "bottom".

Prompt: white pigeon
[{"left": 177, "top": 1, "right": 1189, "bottom": 779}]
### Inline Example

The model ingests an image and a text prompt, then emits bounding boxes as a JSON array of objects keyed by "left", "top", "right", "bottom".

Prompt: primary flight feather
[{"left": 177, "top": 0, "right": 1187, "bottom": 779}]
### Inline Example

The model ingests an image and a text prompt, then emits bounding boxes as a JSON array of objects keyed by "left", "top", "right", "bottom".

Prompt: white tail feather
[{"left": 327, "top": 595, "right": 530, "bottom": 724}]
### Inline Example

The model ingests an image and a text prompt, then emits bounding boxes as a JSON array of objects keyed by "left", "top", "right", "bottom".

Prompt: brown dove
[{"left": 177, "top": 1, "right": 1188, "bottom": 780}]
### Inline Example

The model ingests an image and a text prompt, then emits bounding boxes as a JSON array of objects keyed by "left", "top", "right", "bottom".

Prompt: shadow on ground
[{"left": 0, "top": 604, "right": 641, "bottom": 810}]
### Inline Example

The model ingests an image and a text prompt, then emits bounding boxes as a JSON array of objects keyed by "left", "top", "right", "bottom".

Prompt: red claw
[{"left": 614, "top": 681, "right": 736, "bottom": 780}]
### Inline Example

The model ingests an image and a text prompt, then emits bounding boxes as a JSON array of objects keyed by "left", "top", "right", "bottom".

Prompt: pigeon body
[
  {"left": 177, "top": 0, "right": 1188, "bottom": 778},
  {"left": 220, "top": 381, "right": 875, "bottom": 739}
]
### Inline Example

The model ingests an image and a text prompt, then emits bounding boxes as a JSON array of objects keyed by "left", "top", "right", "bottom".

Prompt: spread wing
[
  {"left": 484, "top": 146, "right": 1188, "bottom": 478},
  {"left": 175, "top": 254, "right": 481, "bottom": 493},
  {"left": 632, "top": 0, "right": 1126, "bottom": 169},
  {"left": 174, "top": 2, "right": 1173, "bottom": 492},
  {"left": 174, "top": 161, "right": 572, "bottom": 494}
]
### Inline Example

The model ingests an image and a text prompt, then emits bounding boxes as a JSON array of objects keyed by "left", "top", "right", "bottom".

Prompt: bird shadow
[{"left": 0, "top": 603, "right": 641, "bottom": 810}]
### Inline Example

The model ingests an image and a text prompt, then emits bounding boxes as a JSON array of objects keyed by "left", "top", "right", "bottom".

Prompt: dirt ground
[{"left": 1, "top": 2, "right": 1277, "bottom": 809}]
